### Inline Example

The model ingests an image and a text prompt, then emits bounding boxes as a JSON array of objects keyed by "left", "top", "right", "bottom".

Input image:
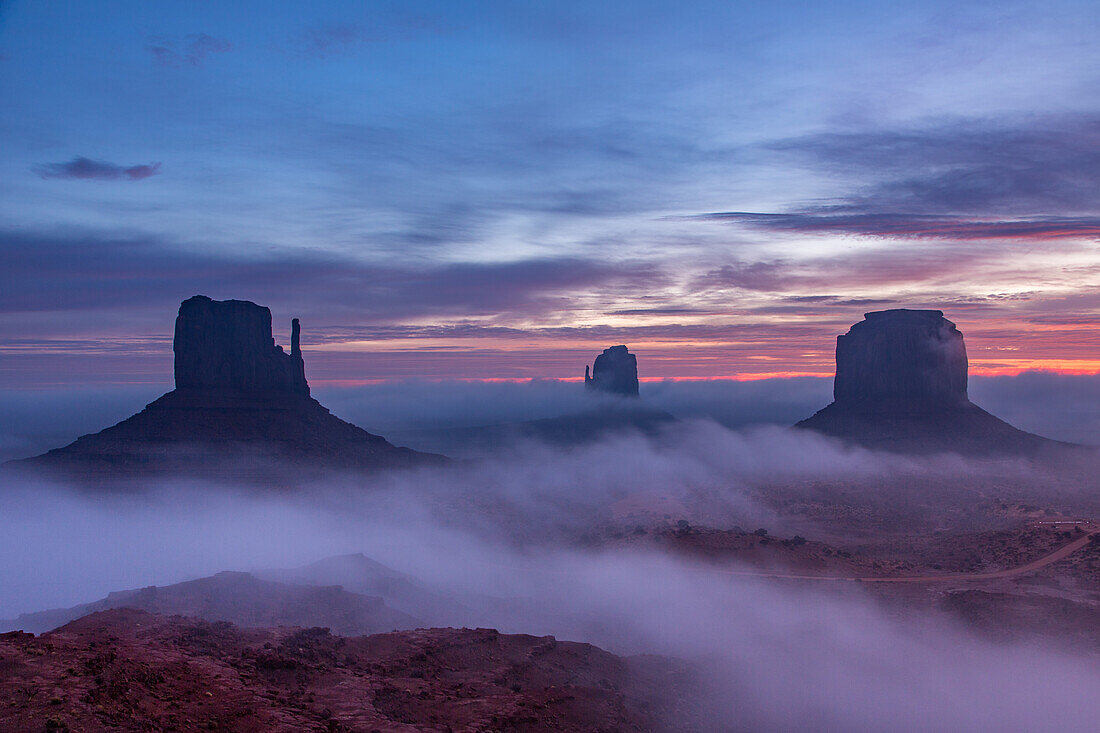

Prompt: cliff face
[
  {"left": 833, "top": 309, "right": 967, "bottom": 413},
  {"left": 174, "top": 295, "right": 308, "bottom": 395},
  {"left": 797, "top": 309, "right": 1062, "bottom": 454},
  {"left": 585, "top": 346, "right": 640, "bottom": 397}
]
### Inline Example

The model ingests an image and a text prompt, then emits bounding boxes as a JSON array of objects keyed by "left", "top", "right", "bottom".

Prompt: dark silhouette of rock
[
  {"left": 833, "top": 310, "right": 968, "bottom": 413},
  {"left": 7, "top": 296, "right": 442, "bottom": 480},
  {"left": 797, "top": 309, "right": 1068, "bottom": 454},
  {"left": 174, "top": 295, "right": 308, "bottom": 395},
  {"left": 387, "top": 346, "right": 669, "bottom": 455},
  {"left": 585, "top": 345, "right": 640, "bottom": 397}
]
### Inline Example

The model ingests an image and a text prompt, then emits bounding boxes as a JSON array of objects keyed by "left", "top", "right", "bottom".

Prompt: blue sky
[{"left": 2, "top": 0, "right": 1099, "bottom": 384}]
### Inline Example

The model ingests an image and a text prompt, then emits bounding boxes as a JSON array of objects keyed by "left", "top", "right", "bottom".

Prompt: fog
[
  {"left": 2, "top": 377, "right": 1100, "bottom": 729},
  {"left": 2, "top": 456, "right": 1100, "bottom": 730},
  {"left": 0, "top": 421, "right": 882, "bottom": 616},
  {"left": 3, "top": 371, "right": 1097, "bottom": 463},
  {"left": 321, "top": 371, "right": 1100, "bottom": 446}
]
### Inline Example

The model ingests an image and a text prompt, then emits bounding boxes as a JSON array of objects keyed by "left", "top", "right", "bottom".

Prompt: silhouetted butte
[
  {"left": 797, "top": 309, "right": 1068, "bottom": 454},
  {"left": 7, "top": 295, "right": 442, "bottom": 481},
  {"left": 585, "top": 345, "right": 640, "bottom": 397}
]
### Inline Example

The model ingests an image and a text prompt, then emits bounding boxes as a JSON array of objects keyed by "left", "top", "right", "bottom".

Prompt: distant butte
[
  {"left": 796, "top": 309, "right": 1069, "bottom": 454},
  {"left": 585, "top": 345, "right": 640, "bottom": 397},
  {"left": 7, "top": 295, "right": 443, "bottom": 481}
]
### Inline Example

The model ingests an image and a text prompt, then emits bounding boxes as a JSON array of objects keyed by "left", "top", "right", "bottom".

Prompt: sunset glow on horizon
[{"left": 1, "top": 1, "right": 1097, "bottom": 389}]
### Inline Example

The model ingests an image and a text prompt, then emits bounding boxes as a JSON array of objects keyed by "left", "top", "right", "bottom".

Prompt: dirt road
[{"left": 711, "top": 526, "right": 1100, "bottom": 584}]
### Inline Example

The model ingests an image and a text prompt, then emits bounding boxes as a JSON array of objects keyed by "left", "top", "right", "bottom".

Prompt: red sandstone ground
[{"left": 0, "top": 609, "right": 696, "bottom": 732}]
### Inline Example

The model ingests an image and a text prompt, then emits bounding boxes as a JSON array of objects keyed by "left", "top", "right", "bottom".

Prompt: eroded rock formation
[
  {"left": 585, "top": 345, "right": 640, "bottom": 397},
  {"left": 832, "top": 309, "right": 967, "bottom": 413},
  {"left": 797, "top": 309, "right": 1062, "bottom": 454},
  {"left": 174, "top": 295, "right": 308, "bottom": 395},
  {"left": 8, "top": 296, "right": 441, "bottom": 479}
]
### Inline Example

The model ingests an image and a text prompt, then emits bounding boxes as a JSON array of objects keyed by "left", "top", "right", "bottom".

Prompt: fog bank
[
  {"left": 2, "top": 458, "right": 1100, "bottom": 731},
  {"left": 3, "top": 371, "right": 1096, "bottom": 462}
]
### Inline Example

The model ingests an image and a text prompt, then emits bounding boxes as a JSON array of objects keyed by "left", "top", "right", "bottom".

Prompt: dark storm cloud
[
  {"left": 35, "top": 157, "right": 161, "bottom": 181},
  {"left": 147, "top": 34, "right": 232, "bottom": 66},
  {"left": 0, "top": 229, "right": 666, "bottom": 326}
]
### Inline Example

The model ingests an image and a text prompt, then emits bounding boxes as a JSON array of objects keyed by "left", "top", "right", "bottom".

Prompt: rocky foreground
[{"left": 0, "top": 609, "right": 695, "bottom": 732}]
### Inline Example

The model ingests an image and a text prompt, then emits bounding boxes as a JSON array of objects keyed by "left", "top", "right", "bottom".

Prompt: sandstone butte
[
  {"left": 7, "top": 295, "right": 443, "bottom": 481},
  {"left": 797, "top": 309, "right": 1068, "bottom": 454}
]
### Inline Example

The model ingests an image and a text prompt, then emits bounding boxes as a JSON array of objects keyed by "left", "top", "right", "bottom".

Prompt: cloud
[
  {"left": 147, "top": 34, "right": 232, "bottom": 66},
  {"left": 769, "top": 114, "right": 1100, "bottom": 216},
  {"left": 0, "top": 229, "right": 666, "bottom": 324},
  {"left": 693, "top": 244, "right": 1016, "bottom": 293},
  {"left": 295, "top": 24, "right": 366, "bottom": 57},
  {"left": 35, "top": 157, "right": 161, "bottom": 181},
  {"left": 291, "top": 13, "right": 453, "bottom": 57},
  {"left": 692, "top": 115, "right": 1100, "bottom": 246},
  {"left": 697, "top": 212, "right": 1100, "bottom": 241}
]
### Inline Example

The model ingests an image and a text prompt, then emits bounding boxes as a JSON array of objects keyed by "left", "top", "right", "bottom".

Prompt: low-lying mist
[
  {"left": 3, "top": 378, "right": 1100, "bottom": 730},
  {"left": 2, "top": 436, "right": 1099, "bottom": 730},
  {"left": 1, "top": 416, "right": 1094, "bottom": 617},
  {"left": 3, "top": 370, "right": 1098, "bottom": 462}
]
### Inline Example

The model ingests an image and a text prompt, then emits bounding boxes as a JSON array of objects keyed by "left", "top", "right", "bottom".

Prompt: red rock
[{"left": 0, "top": 609, "right": 695, "bottom": 732}]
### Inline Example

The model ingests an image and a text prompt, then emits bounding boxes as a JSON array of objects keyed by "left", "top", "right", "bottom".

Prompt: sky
[{"left": 2, "top": 0, "right": 1099, "bottom": 387}]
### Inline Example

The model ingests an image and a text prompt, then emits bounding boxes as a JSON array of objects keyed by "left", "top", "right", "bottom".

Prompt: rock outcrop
[
  {"left": 797, "top": 309, "right": 1064, "bottom": 454},
  {"left": 832, "top": 310, "right": 968, "bottom": 413},
  {"left": 585, "top": 345, "right": 640, "bottom": 397},
  {"left": 8, "top": 296, "right": 442, "bottom": 480},
  {"left": 0, "top": 609, "right": 697, "bottom": 732},
  {"left": 174, "top": 295, "right": 308, "bottom": 395}
]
